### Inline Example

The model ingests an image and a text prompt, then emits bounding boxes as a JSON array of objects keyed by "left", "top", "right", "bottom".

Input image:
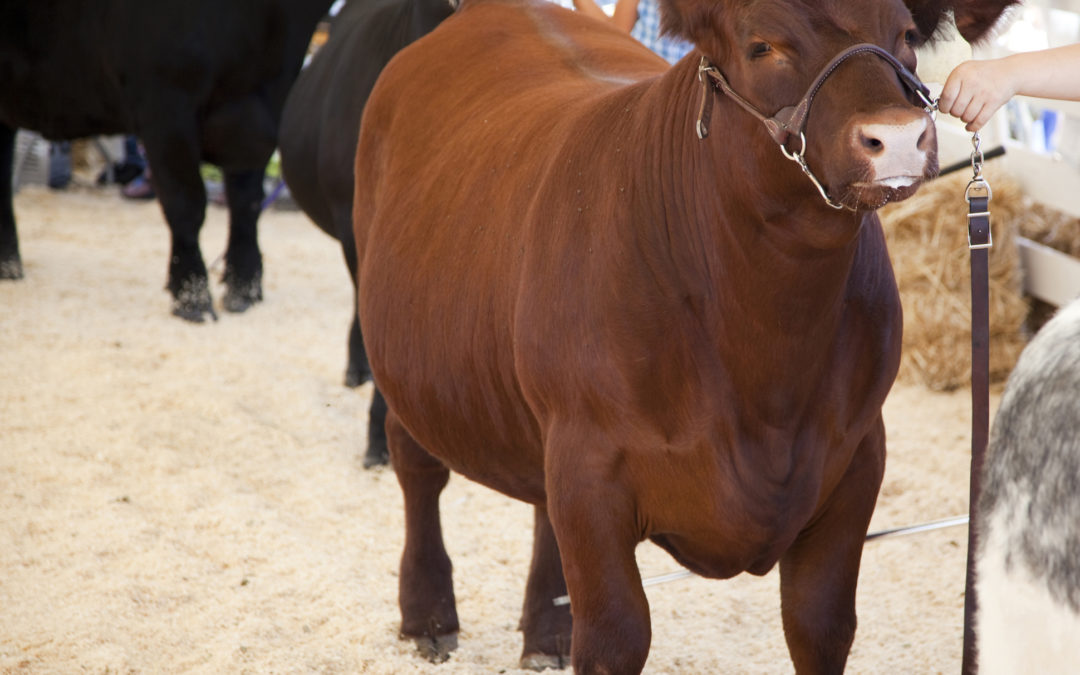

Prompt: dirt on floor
[{"left": 1, "top": 186, "right": 998, "bottom": 673}]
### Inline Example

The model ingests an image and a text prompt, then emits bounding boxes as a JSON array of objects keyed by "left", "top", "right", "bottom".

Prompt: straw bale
[
  {"left": 1019, "top": 202, "right": 1080, "bottom": 257},
  {"left": 879, "top": 164, "right": 1029, "bottom": 391}
]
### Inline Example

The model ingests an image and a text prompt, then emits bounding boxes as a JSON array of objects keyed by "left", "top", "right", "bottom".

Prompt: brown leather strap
[{"left": 961, "top": 186, "right": 991, "bottom": 675}]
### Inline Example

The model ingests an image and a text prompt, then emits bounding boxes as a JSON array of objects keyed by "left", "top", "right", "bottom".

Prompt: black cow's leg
[
  {"left": 363, "top": 387, "right": 388, "bottom": 468},
  {"left": 546, "top": 427, "right": 651, "bottom": 674},
  {"left": 221, "top": 168, "right": 264, "bottom": 313},
  {"left": 341, "top": 235, "right": 372, "bottom": 388},
  {"left": 519, "top": 505, "right": 572, "bottom": 670},
  {"left": 346, "top": 309, "right": 370, "bottom": 386},
  {"left": 339, "top": 218, "right": 384, "bottom": 469},
  {"left": 140, "top": 126, "right": 214, "bottom": 322},
  {"left": 778, "top": 418, "right": 886, "bottom": 674},
  {"left": 389, "top": 410, "right": 459, "bottom": 661},
  {"left": 0, "top": 124, "right": 23, "bottom": 280}
]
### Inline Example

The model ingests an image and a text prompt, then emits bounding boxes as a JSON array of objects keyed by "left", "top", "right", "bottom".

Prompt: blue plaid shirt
[{"left": 630, "top": 0, "right": 694, "bottom": 64}]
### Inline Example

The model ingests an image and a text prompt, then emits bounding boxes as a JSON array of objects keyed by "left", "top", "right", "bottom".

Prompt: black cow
[
  {"left": 278, "top": 0, "right": 454, "bottom": 467},
  {"left": 0, "top": 0, "right": 334, "bottom": 320}
]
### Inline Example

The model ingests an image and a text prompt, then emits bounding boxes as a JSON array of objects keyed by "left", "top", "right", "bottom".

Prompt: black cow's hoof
[
  {"left": 0, "top": 256, "right": 23, "bottom": 280},
  {"left": 411, "top": 632, "right": 458, "bottom": 664},
  {"left": 344, "top": 362, "right": 372, "bottom": 388},
  {"left": 170, "top": 277, "right": 217, "bottom": 323},
  {"left": 520, "top": 653, "right": 570, "bottom": 671},
  {"left": 362, "top": 441, "right": 389, "bottom": 469},
  {"left": 222, "top": 276, "right": 263, "bottom": 313}
]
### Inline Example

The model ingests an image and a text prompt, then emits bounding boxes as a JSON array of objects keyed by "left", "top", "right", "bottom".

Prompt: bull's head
[{"left": 664, "top": 0, "right": 1019, "bottom": 213}]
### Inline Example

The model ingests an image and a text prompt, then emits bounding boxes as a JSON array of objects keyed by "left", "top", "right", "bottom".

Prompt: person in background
[
  {"left": 572, "top": 0, "right": 693, "bottom": 65},
  {"left": 47, "top": 141, "right": 72, "bottom": 189},
  {"left": 120, "top": 136, "right": 154, "bottom": 200},
  {"left": 939, "top": 43, "right": 1080, "bottom": 132}
]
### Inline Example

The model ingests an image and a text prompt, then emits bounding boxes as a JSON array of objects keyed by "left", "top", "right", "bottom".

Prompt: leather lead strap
[{"left": 961, "top": 184, "right": 991, "bottom": 675}]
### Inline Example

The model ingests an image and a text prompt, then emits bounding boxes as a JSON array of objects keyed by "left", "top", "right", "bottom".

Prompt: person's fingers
[
  {"left": 967, "top": 101, "right": 997, "bottom": 133},
  {"left": 946, "top": 86, "right": 975, "bottom": 123},
  {"left": 938, "top": 75, "right": 960, "bottom": 112}
]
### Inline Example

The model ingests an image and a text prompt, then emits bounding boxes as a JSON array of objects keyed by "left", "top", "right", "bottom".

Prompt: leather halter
[{"left": 696, "top": 43, "right": 936, "bottom": 210}]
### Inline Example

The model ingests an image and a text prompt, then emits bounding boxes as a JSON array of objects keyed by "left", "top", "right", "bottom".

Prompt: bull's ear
[
  {"left": 658, "top": 0, "right": 727, "bottom": 47},
  {"left": 904, "top": 0, "right": 950, "bottom": 43},
  {"left": 906, "top": 0, "right": 1020, "bottom": 44},
  {"left": 949, "top": 0, "right": 1020, "bottom": 43}
]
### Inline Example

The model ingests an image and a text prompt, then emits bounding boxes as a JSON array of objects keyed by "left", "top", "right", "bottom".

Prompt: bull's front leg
[
  {"left": 779, "top": 418, "right": 886, "bottom": 674},
  {"left": 140, "top": 120, "right": 214, "bottom": 322},
  {"left": 388, "top": 410, "right": 460, "bottom": 662},
  {"left": 546, "top": 428, "right": 651, "bottom": 675},
  {"left": 0, "top": 123, "right": 23, "bottom": 280},
  {"left": 519, "top": 505, "right": 572, "bottom": 670},
  {"left": 220, "top": 168, "right": 264, "bottom": 313}
]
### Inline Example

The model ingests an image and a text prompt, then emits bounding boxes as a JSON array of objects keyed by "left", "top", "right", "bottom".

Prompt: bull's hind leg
[
  {"left": 519, "top": 506, "right": 572, "bottom": 670},
  {"left": 779, "top": 419, "right": 886, "bottom": 674},
  {"left": 221, "top": 168, "right": 265, "bottom": 313},
  {"left": 388, "top": 412, "right": 459, "bottom": 661}
]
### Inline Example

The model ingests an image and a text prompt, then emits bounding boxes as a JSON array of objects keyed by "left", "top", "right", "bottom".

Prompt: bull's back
[
  {"left": 355, "top": 0, "right": 667, "bottom": 258},
  {"left": 353, "top": 0, "right": 664, "bottom": 497}
]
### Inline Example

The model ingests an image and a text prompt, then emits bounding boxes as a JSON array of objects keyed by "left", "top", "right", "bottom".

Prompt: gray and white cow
[{"left": 977, "top": 297, "right": 1080, "bottom": 673}]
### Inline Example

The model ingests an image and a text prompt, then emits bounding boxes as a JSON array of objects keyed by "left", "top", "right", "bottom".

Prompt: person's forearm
[
  {"left": 573, "top": 0, "right": 638, "bottom": 33},
  {"left": 940, "top": 43, "right": 1080, "bottom": 131},
  {"left": 1008, "top": 43, "right": 1080, "bottom": 101},
  {"left": 609, "top": 0, "right": 638, "bottom": 33},
  {"left": 573, "top": 0, "right": 610, "bottom": 23}
]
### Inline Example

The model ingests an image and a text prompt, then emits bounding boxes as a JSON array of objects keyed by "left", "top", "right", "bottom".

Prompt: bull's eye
[{"left": 749, "top": 42, "right": 772, "bottom": 59}]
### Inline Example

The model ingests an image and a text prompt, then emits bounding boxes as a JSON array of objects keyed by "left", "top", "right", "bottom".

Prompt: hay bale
[
  {"left": 879, "top": 165, "right": 1029, "bottom": 391},
  {"left": 1014, "top": 199, "right": 1080, "bottom": 334},
  {"left": 1019, "top": 203, "right": 1080, "bottom": 258}
]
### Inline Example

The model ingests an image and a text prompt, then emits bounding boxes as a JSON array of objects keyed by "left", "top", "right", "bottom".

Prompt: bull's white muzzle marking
[{"left": 863, "top": 116, "right": 930, "bottom": 184}]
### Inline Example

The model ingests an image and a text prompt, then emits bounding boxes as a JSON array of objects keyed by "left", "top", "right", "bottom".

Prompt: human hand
[{"left": 938, "top": 58, "right": 1019, "bottom": 132}]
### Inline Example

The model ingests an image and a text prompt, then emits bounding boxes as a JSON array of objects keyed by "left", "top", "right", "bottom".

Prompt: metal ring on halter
[
  {"left": 921, "top": 93, "right": 939, "bottom": 120},
  {"left": 780, "top": 131, "right": 807, "bottom": 163},
  {"left": 778, "top": 132, "right": 847, "bottom": 210}
]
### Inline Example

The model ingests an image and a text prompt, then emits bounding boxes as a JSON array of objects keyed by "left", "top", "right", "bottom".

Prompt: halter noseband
[{"left": 696, "top": 43, "right": 937, "bottom": 210}]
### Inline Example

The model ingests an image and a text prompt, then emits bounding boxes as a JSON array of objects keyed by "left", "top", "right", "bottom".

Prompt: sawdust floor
[{"left": 2, "top": 186, "right": 995, "bottom": 673}]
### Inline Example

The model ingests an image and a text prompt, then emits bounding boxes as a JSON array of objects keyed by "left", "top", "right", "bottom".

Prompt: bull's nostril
[
  {"left": 917, "top": 127, "right": 931, "bottom": 150},
  {"left": 862, "top": 135, "right": 884, "bottom": 153}
]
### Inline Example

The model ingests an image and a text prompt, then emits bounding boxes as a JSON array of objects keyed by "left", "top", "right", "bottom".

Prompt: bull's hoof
[
  {"left": 411, "top": 632, "right": 458, "bottom": 663},
  {"left": 222, "top": 276, "right": 263, "bottom": 313},
  {"left": 0, "top": 256, "right": 23, "bottom": 280},
  {"left": 170, "top": 277, "right": 217, "bottom": 323},
  {"left": 520, "top": 653, "right": 570, "bottom": 671},
  {"left": 362, "top": 441, "right": 389, "bottom": 469}
]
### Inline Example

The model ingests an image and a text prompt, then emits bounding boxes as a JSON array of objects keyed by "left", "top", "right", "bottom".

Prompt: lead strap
[{"left": 961, "top": 132, "right": 992, "bottom": 675}]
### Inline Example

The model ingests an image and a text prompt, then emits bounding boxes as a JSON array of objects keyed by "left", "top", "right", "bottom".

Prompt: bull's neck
[{"left": 631, "top": 56, "right": 872, "bottom": 390}]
